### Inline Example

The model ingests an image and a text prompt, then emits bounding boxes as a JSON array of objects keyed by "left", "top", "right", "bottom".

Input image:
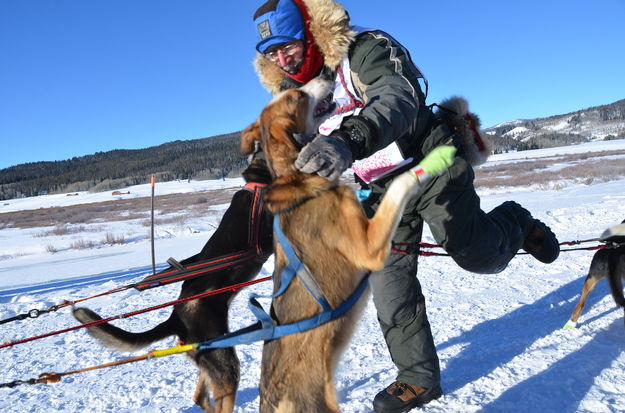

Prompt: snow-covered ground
[{"left": 1, "top": 140, "right": 625, "bottom": 412}]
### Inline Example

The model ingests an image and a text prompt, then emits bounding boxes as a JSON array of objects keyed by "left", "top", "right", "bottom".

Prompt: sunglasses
[{"left": 264, "top": 40, "right": 303, "bottom": 63}]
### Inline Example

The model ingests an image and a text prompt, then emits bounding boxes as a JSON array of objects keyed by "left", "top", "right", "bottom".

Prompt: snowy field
[{"left": 1, "top": 140, "right": 625, "bottom": 412}]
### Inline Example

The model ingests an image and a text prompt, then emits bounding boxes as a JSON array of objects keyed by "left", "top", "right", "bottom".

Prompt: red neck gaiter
[{"left": 287, "top": 0, "right": 324, "bottom": 84}]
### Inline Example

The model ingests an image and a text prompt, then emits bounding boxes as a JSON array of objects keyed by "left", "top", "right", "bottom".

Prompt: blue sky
[{"left": 1, "top": 0, "right": 624, "bottom": 170}]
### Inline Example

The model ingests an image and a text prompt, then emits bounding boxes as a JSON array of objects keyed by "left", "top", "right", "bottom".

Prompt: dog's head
[{"left": 241, "top": 78, "right": 335, "bottom": 177}]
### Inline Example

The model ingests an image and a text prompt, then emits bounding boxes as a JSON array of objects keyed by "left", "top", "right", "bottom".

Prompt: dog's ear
[{"left": 241, "top": 120, "right": 261, "bottom": 155}]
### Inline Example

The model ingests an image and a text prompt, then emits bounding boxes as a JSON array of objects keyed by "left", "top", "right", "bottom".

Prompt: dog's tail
[{"left": 73, "top": 307, "right": 181, "bottom": 352}]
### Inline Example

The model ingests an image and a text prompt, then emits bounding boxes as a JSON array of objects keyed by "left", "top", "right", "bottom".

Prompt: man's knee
[
  {"left": 376, "top": 297, "right": 427, "bottom": 329},
  {"left": 370, "top": 260, "right": 424, "bottom": 326}
]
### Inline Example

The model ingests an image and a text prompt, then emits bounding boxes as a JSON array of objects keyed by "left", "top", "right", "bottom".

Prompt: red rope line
[
  {"left": 142, "top": 250, "right": 253, "bottom": 280},
  {"left": 52, "top": 286, "right": 135, "bottom": 312},
  {"left": 134, "top": 251, "right": 259, "bottom": 290},
  {"left": 391, "top": 239, "right": 618, "bottom": 257},
  {"left": 0, "top": 276, "right": 272, "bottom": 350}
]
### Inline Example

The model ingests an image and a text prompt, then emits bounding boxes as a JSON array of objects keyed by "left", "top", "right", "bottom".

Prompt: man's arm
[{"left": 343, "top": 31, "right": 426, "bottom": 160}]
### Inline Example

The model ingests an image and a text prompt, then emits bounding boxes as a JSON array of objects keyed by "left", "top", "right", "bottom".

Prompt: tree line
[{"left": 0, "top": 132, "right": 248, "bottom": 200}]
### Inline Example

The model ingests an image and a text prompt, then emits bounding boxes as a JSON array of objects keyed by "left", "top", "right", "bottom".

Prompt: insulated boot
[
  {"left": 523, "top": 219, "right": 560, "bottom": 263},
  {"left": 500, "top": 200, "right": 560, "bottom": 264},
  {"left": 373, "top": 381, "right": 442, "bottom": 413}
]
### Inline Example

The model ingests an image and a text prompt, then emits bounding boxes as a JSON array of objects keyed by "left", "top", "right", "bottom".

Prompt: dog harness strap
[
  {"left": 133, "top": 250, "right": 258, "bottom": 290},
  {"left": 232, "top": 219, "right": 330, "bottom": 310},
  {"left": 194, "top": 219, "right": 370, "bottom": 350},
  {"left": 243, "top": 182, "right": 267, "bottom": 191},
  {"left": 134, "top": 183, "right": 271, "bottom": 290},
  {"left": 195, "top": 275, "right": 369, "bottom": 350},
  {"left": 243, "top": 182, "right": 269, "bottom": 254},
  {"left": 272, "top": 218, "right": 333, "bottom": 312},
  {"left": 272, "top": 274, "right": 368, "bottom": 335}
]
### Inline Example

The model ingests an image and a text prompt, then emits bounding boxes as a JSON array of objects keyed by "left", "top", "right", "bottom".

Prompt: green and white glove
[{"left": 410, "top": 145, "right": 457, "bottom": 182}]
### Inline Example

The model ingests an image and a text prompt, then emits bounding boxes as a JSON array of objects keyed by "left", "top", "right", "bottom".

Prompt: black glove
[{"left": 294, "top": 132, "right": 353, "bottom": 181}]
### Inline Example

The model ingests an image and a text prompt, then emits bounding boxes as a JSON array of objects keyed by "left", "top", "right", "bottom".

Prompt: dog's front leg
[
  {"left": 193, "top": 369, "right": 237, "bottom": 413},
  {"left": 338, "top": 172, "right": 421, "bottom": 271},
  {"left": 193, "top": 371, "right": 213, "bottom": 412}
]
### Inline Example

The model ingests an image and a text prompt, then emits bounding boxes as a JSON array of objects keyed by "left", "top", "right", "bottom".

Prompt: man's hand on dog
[{"left": 295, "top": 132, "right": 353, "bottom": 181}]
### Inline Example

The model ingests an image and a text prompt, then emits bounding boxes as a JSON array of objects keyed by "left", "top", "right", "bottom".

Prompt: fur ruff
[
  {"left": 254, "top": 0, "right": 354, "bottom": 95},
  {"left": 436, "top": 96, "right": 493, "bottom": 167}
]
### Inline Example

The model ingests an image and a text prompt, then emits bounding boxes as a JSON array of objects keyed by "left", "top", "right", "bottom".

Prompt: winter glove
[
  {"left": 295, "top": 132, "right": 353, "bottom": 181},
  {"left": 411, "top": 145, "right": 457, "bottom": 182}
]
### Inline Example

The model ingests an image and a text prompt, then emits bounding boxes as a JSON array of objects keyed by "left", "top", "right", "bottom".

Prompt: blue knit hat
[{"left": 254, "top": 0, "right": 305, "bottom": 54}]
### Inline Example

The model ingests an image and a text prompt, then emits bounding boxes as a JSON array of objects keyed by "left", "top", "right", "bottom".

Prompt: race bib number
[{"left": 351, "top": 142, "right": 413, "bottom": 183}]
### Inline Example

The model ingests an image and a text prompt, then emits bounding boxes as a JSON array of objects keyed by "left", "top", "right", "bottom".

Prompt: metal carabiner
[{"left": 28, "top": 309, "right": 41, "bottom": 319}]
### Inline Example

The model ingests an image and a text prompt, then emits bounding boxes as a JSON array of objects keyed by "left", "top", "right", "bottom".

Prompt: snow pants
[{"left": 361, "top": 144, "right": 534, "bottom": 389}]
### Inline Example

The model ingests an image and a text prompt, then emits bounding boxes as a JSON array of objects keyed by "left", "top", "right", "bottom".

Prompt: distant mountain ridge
[
  {"left": 484, "top": 98, "right": 625, "bottom": 151},
  {"left": 2, "top": 98, "right": 624, "bottom": 200}
]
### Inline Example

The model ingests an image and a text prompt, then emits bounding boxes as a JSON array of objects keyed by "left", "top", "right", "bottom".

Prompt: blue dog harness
[{"left": 196, "top": 218, "right": 369, "bottom": 350}]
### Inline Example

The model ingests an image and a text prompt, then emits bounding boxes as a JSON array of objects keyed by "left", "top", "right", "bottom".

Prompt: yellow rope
[
  {"left": 149, "top": 343, "right": 198, "bottom": 358},
  {"left": 1, "top": 342, "right": 199, "bottom": 388}
]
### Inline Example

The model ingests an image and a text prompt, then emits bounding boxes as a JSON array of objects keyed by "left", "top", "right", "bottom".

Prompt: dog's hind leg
[
  {"left": 192, "top": 348, "right": 239, "bottom": 413},
  {"left": 565, "top": 249, "right": 615, "bottom": 329},
  {"left": 565, "top": 248, "right": 625, "bottom": 329},
  {"left": 565, "top": 271, "right": 604, "bottom": 329},
  {"left": 606, "top": 253, "right": 625, "bottom": 328}
]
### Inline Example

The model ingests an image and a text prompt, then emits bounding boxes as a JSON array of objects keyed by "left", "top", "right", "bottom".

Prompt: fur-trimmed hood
[{"left": 254, "top": 0, "right": 355, "bottom": 95}]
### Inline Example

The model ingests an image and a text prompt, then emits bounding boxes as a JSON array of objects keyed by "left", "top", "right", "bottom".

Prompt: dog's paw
[{"left": 562, "top": 320, "right": 577, "bottom": 330}]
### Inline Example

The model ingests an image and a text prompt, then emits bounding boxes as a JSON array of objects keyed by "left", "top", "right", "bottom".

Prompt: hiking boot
[
  {"left": 373, "top": 381, "right": 442, "bottom": 413},
  {"left": 523, "top": 219, "right": 560, "bottom": 263}
]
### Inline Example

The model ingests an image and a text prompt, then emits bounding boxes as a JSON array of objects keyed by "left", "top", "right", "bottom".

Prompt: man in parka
[{"left": 252, "top": 1, "right": 560, "bottom": 412}]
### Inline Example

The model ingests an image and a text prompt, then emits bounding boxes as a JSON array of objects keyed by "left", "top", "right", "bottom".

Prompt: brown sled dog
[
  {"left": 73, "top": 156, "right": 273, "bottom": 413},
  {"left": 564, "top": 219, "right": 625, "bottom": 329},
  {"left": 240, "top": 77, "right": 453, "bottom": 412}
]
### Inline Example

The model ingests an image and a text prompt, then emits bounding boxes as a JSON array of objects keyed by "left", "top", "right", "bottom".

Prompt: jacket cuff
[{"left": 340, "top": 116, "right": 379, "bottom": 160}]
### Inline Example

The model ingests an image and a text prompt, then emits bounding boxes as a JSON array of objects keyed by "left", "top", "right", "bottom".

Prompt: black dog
[
  {"left": 564, "top": 219, "right": 625, "bottom": 329},
  {"left": 73, "top": 156, "right": 273, "bottom": 413}
]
